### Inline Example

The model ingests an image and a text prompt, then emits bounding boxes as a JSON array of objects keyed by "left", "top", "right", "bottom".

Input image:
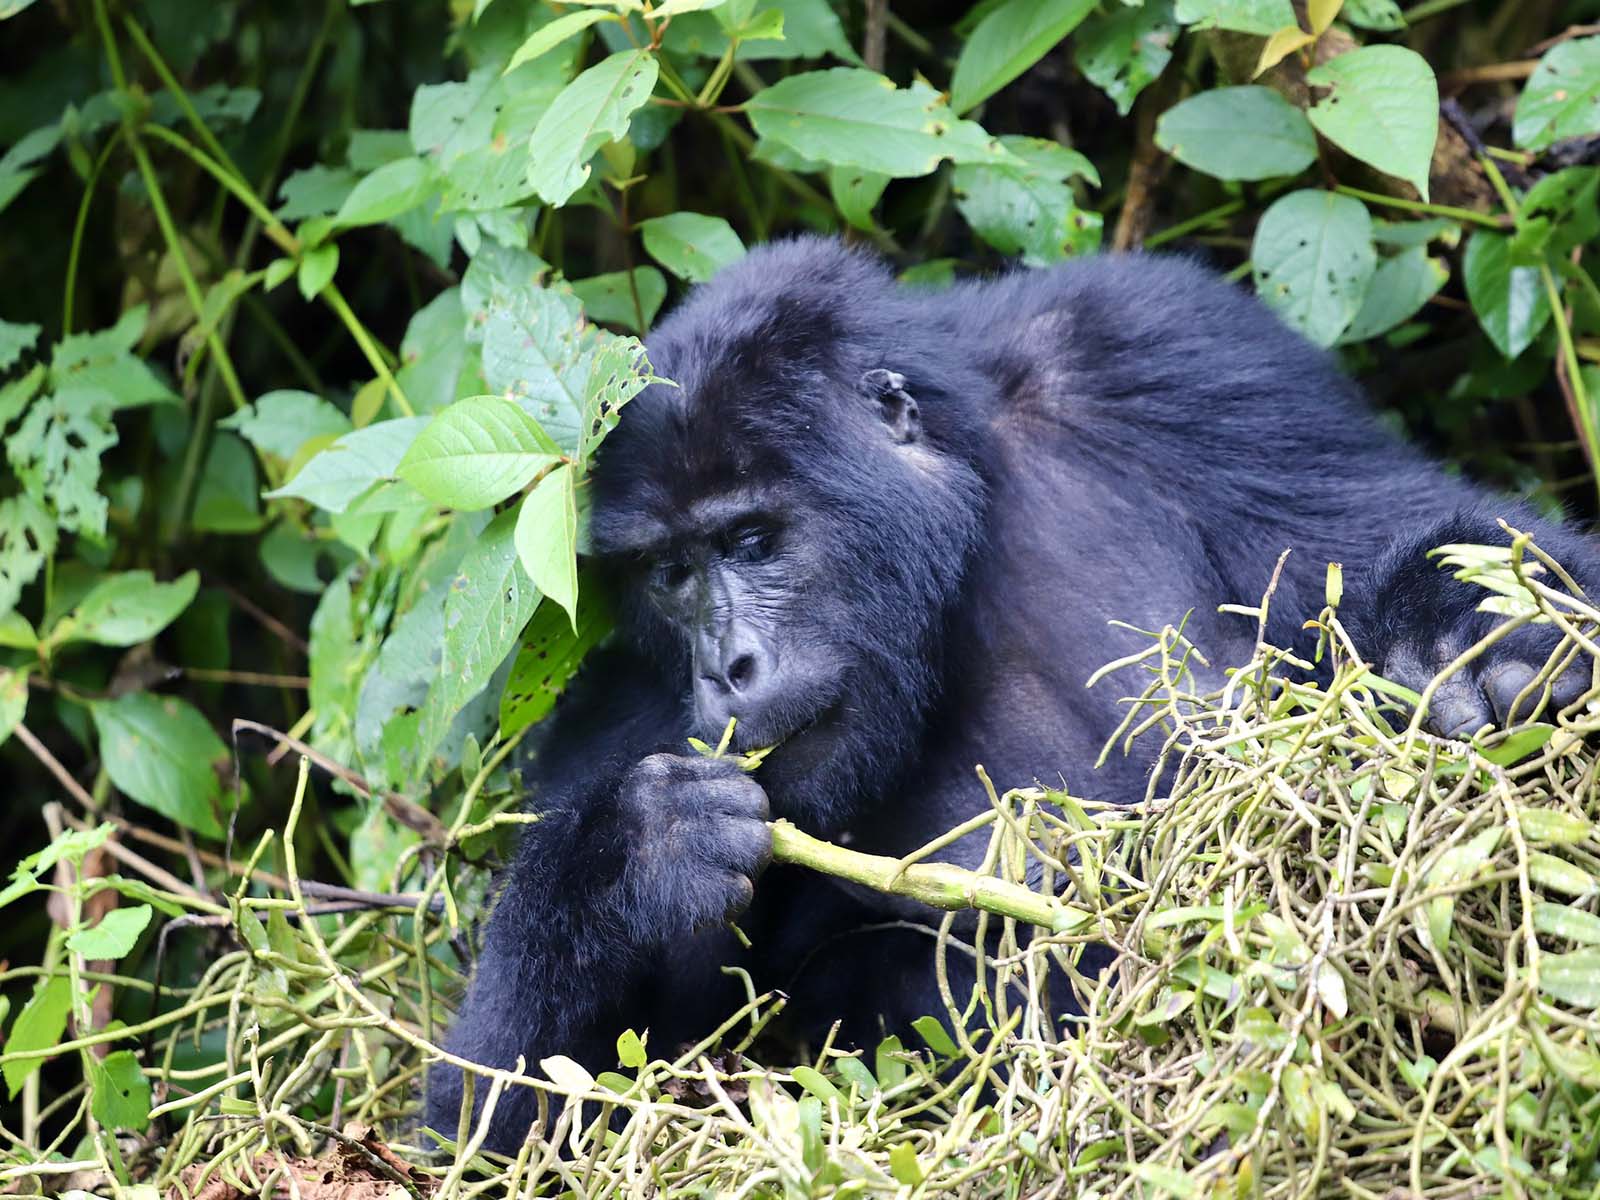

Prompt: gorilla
[{"left": 427, "top": 237, "right": 1592, "bottom": 1150}]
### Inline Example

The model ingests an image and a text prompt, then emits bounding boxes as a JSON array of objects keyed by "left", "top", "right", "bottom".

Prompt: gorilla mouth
[{"left": 747, "top": 699, "right": 844, "bottom": 764}]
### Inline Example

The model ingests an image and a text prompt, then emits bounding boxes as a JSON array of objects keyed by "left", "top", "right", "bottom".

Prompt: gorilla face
[{"left": 590, "top": 353, "right": 987, "bottom": 832}]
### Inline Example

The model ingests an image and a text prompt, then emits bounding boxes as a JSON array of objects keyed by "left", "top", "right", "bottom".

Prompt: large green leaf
[
  {"left": 55, "top": 570, "right": 199, "bottom": 648},
  {"left": 1155, "top": 87, "right": 1317, "bottom": 181},
  {"left": 1251, "top": 189, "right": 1376, "bottom": 347},
  {"left": 6, "top": 386, "right": 118, "bottom": 538},
  {"left": 417, "top": 507, "right": 540, "bottom": 761},
  {"left": 745, "top": 69, "right": 1010, "bottom": 178},
  {"left": 500, "top": 577, "right": 613, "bottom": 736},
  {"left": 1307, "top": 47, "right": 1439, "bottom": 198},
  {"left": 638, "top": 212, "right": 747, "bottom": 283},
  {"left": 219, "top": 390, "right": 353, "bottom": 460},
  {"left": 570, "top": 268, "right": 669, "bottom": 334},
  {"left": 267, "top": 417, "right": 430, "bottom": 513},
  {"left": 88, "top": 1050, "right": 152, "bottom": 1132},
  {"left": 1462, "top": 230, "right": 1552, "bottom": 359},
  {"left": 949, "top": 0, "right": 1097, "bottom": 114},
  {"left": 526, "top": 49, "right": 659, "bottom": 207},
  {"left": 1173, "top": 0, "right": 1294, "bottom": 34},
  {"left": 90, "top": 693, "right": 229, "bottom": 838},
  {"left": 67, "top": 904, "right": 154, "bottom": 959},
  {"left": 397, "top": 395, "right": 562, "bottom": 510},
  {"left": 334, "top": 156, "right": 435, "bottom": 226},
  {"left": 2, "top": 977, "right": 69, "bottom": 1098},
  {"left": 1514, "top": 37, "right": 1600, "bottom": 151},
  {"left": 954, "top": 136, "right": 1101, "bottom": 264},
  {"left": 515, "top": 463, "right": 579, "bottom": 628}
]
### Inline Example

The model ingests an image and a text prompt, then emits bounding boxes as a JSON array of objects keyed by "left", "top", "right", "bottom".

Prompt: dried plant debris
[{"left": 7, "top": 534, "right": 1600, "bottom": 1198}]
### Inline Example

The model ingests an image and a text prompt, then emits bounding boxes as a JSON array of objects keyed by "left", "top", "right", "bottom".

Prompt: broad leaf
[
  {"left": 948, "top": 0, "right": 1097, "bottom": 114},
  {"left": 1463, "top": 230, "right": 1552, "bottom": 359},
  {"left": 515, "top": 464, "right": 579, "bottom": 628},
  {"left": 219, "top": 390, "right": 352, "bottom": 460},
  {"left": 829, "top": 167, "right": 890, "bottom": 232},
  {"left": 67, "top": 904, "right": 154, "bottom": 959},
  {"left": 954, "top": 135, "right": 1102, "bottom": 264},
  {"left": 6, "top": 386, "right": 117, "bottom": 538},
  {"left": 1074, "top": 0, "right": 1178, "bottom": 116},
  {"left": 1514, "top": 37, "right": 1600, "bottom": 151},
  {"left": 1307, "top": 47, "right": 1439, "bottom": 197},
  {"left": 571, "top": 268, "right": 668, "bottom": 335},
  {"left": 745, "top": 69, "right": 1010, "bottom": 178},
  {"left": 1155, "top": 87, "right": 1317, "bottom": 181},
  {"left": 1252, "top": 189, "right": 1376, "bottom": 346},
  {"left": 3, "top": 977, "right": 70, "bottom": 1098},
  {"left": 297, "top": 242, "right": 339, "bottom": 300},
  {"left": 91, "top": 693, "right": 229, "bottom": 838},
  {"left": 526, "top": 49, "right": 659, "bottom": 207},
  {"left": 638, "top": 212, "right": 746, "bottom": 283},
  {"left": 1174, "top": 0, "right": 1294, "bottom": 34},
  {"left": 397, "top": 395, "right": 562, "bottom": 509},
  {"left": 1339, "top": 247, "right": 1448, "bottom": 343},
  {"left": 267, "top": 417, "right": 430, "bottom": 513},
  {"left": 504, "top": 9, "right": 617, "bottom": 71},
  {"left": 56, "top": 570, "right": 199, "bottom": 648},
  {"left": 1342, "top": 0, "right": 1404, "bottom": 30},
  {"left": 500, "top": 577, "right": 613, "bottom": 735},
  {"left": 89, "top": 1050, "right": 152, "bottom": 1132},
  {"left": 334, "top": 156, "right": 435, "bottom": 226}
]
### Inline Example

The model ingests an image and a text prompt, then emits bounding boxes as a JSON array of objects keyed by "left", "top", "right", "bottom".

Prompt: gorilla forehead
[{"left": 589, "top": 239, "right": 902, "bottom": 552}]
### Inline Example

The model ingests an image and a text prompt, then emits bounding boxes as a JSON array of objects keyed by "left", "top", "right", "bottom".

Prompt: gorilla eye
[
  {"left": 654, "top": 559, "right": 693, "bottom": 591},
  {"left": 729, "top": 525, "right": 777, "bottom": 563}
]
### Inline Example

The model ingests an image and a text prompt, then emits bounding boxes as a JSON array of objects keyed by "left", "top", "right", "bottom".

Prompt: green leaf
[
  {"left": 1252, "top": 189, "right": 1376, "bottom": 347},
  {"left": 0, "top": 665, "right": 26, "bottom": 747},
  {"left": 1155, "top": 87, "right": 1317, "bottom": 181},
  {"left": 417, "top": 508, "right": 541, "bottom": 766},
  {"left": 616, "top": 1028, "right": 647, "bottom": 1069},
  {"left": 1534, "top": 902, "right": 1600, "bottom": 944},
  {"left": 505, "top": 9, "right": 617, "bottom": 71},
  {"left": 888, "top": 1142, "right": 924, "bottom": 1186},
  {"left": 1539, "top": 947, "right": 1600, "bottom": 1009},
  {"left": 0, "top": 319, "right": 39, "bottom": 372},
  {"left": 1173, "top": 0, "right": 1294, "bottom": 34},
  {"left": 911, "top": 1014, "right": 959, "bottom": 1056},
  {"left": 267, "top": 417, "right": 430, "bottom": 513},
  {"left": 526, "top": 49, "right": 659, "bottom": 207},
  {"left": 91, "top": 693, "right": 229, "bottom": 838},
  {"left": 3, "top": 976, "right": 69, "bottom": 1098},
  {"left": 829, "top": 167, "right": 890, "bottom": 232},
  {"left": 500, "top": 577, "right": 613, "bottom": 736},
  {"left": 190, "top": 434, "right": 264, "bottom": 535},
  {"left": 1514, "top": 37, "right": 1600, "bottom": 151},
  {"left": 1073, "top": 0, "right": 1177, "bottom": 116},
  {"left": 49, "top": 307, "right": 175, "bottom": 410},
  {"left": 397, "top": 396, "right": 562, "bottom": 509},
  {"left": 1339, "top": 247, "right": 1447, "bottom": 343},
  {"left": 219, "top": 390, "right": 353, "bottom": 460},
  {"left": 1307, "top": 46, "right": 1439, "bottom": 198},
  {"left": 68, "top": 904, "right": 154, "bottom": 959},
  {"left": 335, "top": 156, "right": 435, "bottom": 226},
  {"left": 6, "top": 386, "right": 118, "bottom": 538},
  {"left": 89, "top": 1050, "right": 151, "bottom": 1132},
  {"left": 570, "top": 268, "right": 668, "bottom": 334},
  {"left": 1474, "top": 723, "right": 1558, "bottom": 766},
  {"left": 0, "top": 494, "right": 56, "bottom": 617},
  {"left": 790, "top": 1065, "right": 843, "bottom": 1102},
  {"left": 1518, "top": 808, "right": 1594, "bottom": 844},
  {"left": 276, "top": 164, "right": 360, "bottom": 220},
  {"left": 954, "top": 135, "right": 1102, "bottom": 264},
  {"left": 638, "top": 212, "right": 746, "bottom": 283},
  {"left": 296, "top": 242, "right": 339, "bottom": 300},
  {"left": 746, "top": 69, "right": 1012, "bottom": 178},
  {"left": 1342, "top": 0, "right": 1404, "bottom": 30},
  {"left": 949, "top": 0, "right": 1096, "bottom": 114},
  {"left": 56, "top": 570, "right": 199, "bottom": 648},
  {"left": 515, "top": 464, "right": 579, "bottom": 628},
  {"left": 1463, "top": 230, "right": 1552, "bottom": 359}
]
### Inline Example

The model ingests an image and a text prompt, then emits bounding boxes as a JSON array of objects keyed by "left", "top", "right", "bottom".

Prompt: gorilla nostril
[
  {"left": 726, "top": 654, "right": 756, "bottom": 691},
  {"left": 699, "top": 672, "right": 730, "bottom": 695}
]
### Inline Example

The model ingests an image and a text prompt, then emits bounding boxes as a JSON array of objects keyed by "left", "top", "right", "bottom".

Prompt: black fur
[{"left": 428, "top": 238, "right": 1595, "bottom": 1152}]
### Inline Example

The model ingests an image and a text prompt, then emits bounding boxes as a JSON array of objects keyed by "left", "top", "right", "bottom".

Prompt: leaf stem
[{"left": 1333, "top": 185, "right": 1505, "bottom": 229}]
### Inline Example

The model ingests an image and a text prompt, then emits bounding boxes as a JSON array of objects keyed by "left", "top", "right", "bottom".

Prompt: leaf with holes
[
  {"left": 1252, "top": 189, "right": 1376, "bottom": 346},
  {"left": 54, "top": 570, "right": 198, "bottom": 648},
  {"left": 397, "top": 396, "right": 562, "bottom": 510},
  {"left": 1308, "top": 46, "right": 1439, "bottom": 197},
  {"left": 5, "top": 386, "right": 117, "bottom": 538},
  {"left": 501, "top": 577, "right": 614, "bottom": 735},
  {"left": 1339, "top": 246, "right": 1448, "bottom": 344},
  {"left": 0, "top": 494, "right": 56, "bottom": 618},
  {"left": 1074, "top": 0, "right": 1177, "bottom": 116},
  {"left": 954, "top": 136, "right": 1102, "bottom": 264},
  {"left": 1156, "top": 87, "right": 1317, "bottom": 181},
  {"left": 91, "top": 693, "right": 229, "bottom": 838},
  {"left": 89, "top": 1050, "right": 151, "bottom": 1131},
  {"left": 948, "top": 0, "right": 1098, "bottom": 114},
  {"left": 1173, "top": 0, "right": 1294, "bottom": 34}
]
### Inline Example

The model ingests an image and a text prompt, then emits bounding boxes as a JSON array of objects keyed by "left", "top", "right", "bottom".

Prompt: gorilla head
[{"left": 588, "top": 241, "right": 987, "bottom": 832}]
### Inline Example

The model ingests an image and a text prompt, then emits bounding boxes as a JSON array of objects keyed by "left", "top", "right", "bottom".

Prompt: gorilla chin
[{"left": 427, "top": 236, "right": 1600, "bottom": 1156}]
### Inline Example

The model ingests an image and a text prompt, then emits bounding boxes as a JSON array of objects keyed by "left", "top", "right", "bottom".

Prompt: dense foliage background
[{"left": 1, "top": 0, "right": 1599, "bottom": 1191}]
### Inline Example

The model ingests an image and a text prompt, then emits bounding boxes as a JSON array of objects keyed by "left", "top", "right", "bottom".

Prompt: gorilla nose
[{"left": 694, "top": 631, "right": 778, "bottom": 729}]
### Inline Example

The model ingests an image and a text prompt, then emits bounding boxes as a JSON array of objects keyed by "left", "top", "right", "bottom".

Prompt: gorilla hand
[
  {"left": 1356, "top": 509, "right": 1594, "bottom": 736},
  {"left": 616, "top": 753, "right": 772, "bottom": 942}
]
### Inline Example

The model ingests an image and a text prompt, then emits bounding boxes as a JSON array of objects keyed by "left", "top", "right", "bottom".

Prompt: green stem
[
  {"left": 1542, "top": 264, "right": 1600, "bottom": 507},
  {"left": 323, "top": 284, "right": 413, "bottom": 415},
  {"left": 138, "top": 124, "right": 296, "bottom": 251},
  {"left": 1403, "top": 0, "right": 1473, "bottom": 20},
  {"left": 63, "top": 130, "right": 124, "bottom": 335},
  {"left": 768, "top": 820, "right": 1090, "bottom": 934},
  {"left": 1333, "top": 185, "right": 1504, "bottom": 229},
  {"left": 1145, "top": 198, "right": 1246, "bottom": 250}
]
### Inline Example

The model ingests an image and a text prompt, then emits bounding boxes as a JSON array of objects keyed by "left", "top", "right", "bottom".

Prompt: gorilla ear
[{"left": 859, "top": 369, "right": 921, "bottom": 444}]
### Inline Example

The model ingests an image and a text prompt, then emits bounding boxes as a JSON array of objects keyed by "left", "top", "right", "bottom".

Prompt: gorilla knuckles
[{"left": 429, "top": 237, "right": 1600, "bottom": 1153}]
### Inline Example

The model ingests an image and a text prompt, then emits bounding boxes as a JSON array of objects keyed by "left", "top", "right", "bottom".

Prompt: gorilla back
[{"left": 428, "top": 237, "right": 1595, "bottom": 1153}]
